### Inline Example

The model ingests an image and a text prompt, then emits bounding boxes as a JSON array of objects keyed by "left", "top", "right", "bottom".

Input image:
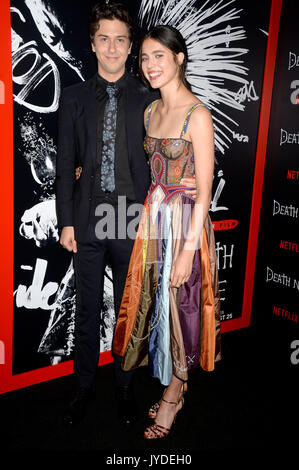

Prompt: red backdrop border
[
  {"left": 0, "top": 0, "right": 15, "bottom": 394},
  {"left": 222, "top": 0, "right": 283, "bottom": 333}
]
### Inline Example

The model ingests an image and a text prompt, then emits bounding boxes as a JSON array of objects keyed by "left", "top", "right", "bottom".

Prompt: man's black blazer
[{"left": 56, "top": 72, "right": 158, "bottom": 242}]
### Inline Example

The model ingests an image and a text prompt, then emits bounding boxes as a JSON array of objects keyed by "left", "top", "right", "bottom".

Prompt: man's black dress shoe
[
  {"left": 63, "top": 387, "right": 95, "bottom": 426},
  {"left": 116, "top": 386, "right": 138, "bottom": 427}
]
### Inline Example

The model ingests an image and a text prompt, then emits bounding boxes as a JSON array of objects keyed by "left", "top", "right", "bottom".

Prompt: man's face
[{"left": 92, "top": 19, "right": 132, "bottom": 81}]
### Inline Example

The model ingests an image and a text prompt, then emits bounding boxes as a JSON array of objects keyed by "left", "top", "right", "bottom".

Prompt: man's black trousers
[{"left": 73, "top": 199, "right": 139, "bottom": 389}]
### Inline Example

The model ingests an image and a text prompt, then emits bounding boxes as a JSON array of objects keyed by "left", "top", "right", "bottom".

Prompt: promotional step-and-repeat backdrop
[
  {"left": 253, "top": 0, "right": 299, "bottom": 368},
  {"left": 0, "top": 0, "right": 284, "bottom": 393}
]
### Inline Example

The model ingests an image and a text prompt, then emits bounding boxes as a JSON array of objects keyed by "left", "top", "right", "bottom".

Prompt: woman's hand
[
  {"left": 170, "top": 250, "right": 195, "bottom": 288},
  {"left": 180, "top": 175, "right": 197, "bottom": 199},
  {"left": 75, "top": 166, "right": 82, "bottom": 180}
]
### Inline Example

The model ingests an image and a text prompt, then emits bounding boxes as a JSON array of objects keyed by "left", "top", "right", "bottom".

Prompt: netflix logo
[
  {"left": 273, "top": 305, "right": 298, "bottom": 324},
  {"left": 287, "top": 170, "right": 299, "bottom": 180},
  {"left": 280, "top": 240, "right": 299, "bottom": 253}
]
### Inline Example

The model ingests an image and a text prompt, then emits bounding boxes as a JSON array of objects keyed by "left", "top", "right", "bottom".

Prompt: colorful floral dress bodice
[{"left": 144, "top": 100, "right": 203, "bottom": 187}]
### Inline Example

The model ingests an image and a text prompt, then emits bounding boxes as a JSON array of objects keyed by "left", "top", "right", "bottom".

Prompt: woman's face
[{"left": 141, "top": 37, "right": 183, "bottom": 89}]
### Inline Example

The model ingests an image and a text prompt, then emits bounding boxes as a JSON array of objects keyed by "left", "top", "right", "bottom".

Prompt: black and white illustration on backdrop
[{"left": 11, "top": 0, "right": 271, "bottom": 374}]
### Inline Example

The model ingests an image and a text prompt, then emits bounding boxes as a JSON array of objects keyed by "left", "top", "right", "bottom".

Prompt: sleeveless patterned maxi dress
[{"left": 113, "top": 101, "right": 221, "bottom": 386}]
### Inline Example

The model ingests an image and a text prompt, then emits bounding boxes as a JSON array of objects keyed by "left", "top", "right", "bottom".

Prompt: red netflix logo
[
  {"left": 273, "top": 305, "right": 298, "bottom": 324},
  {"left": 280, "top": 240, "right": 299, "bottom": 252},
  {"left": 287, "top": 170, "right": 299, "bottom": 180}
]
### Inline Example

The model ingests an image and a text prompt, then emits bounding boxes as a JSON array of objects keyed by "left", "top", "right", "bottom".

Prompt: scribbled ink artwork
[
  {"left": 11, "top": 0, "right": 271, "bottom": 374},
  {"left": 12, "top": 0, "right": 114, "bottom": 371}
]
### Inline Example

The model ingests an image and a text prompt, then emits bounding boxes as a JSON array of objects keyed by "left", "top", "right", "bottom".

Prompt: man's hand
[
  {"left": 60, "top": 226, "right": 77, "bottom": 253},
  {"left": 180, "top": 175, "right": 197, "bottom": 199}
]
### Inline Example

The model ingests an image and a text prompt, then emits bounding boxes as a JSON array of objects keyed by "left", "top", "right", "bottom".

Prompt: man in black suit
[
  {"left": 56, "top": 2, "right": 157, "bottom": 426},
  {"left": 56, "top": 1, "right": 195, "bottom": 427}
]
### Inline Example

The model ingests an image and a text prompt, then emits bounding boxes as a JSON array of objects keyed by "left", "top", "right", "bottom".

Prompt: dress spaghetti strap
[
  {"left": 180, "top": 103, "right": 206, "bottom": 139},
  {"left": 145, "top": 100, "right": 159, "bottom": 131}
]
